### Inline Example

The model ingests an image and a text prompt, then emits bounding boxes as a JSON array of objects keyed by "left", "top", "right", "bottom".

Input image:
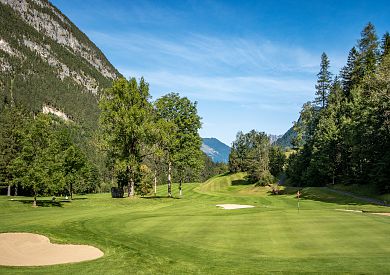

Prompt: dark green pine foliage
[
  {"left": 380, "top": 32, "right": 390, "bottom": 59},
  {"left": 357, "top": 22, "right": 379, "bottom": 78},
  {"left": 340, "top": 47, "right": 359, "bottom": 97},
  {"left": 286, "top": 23, "right": 390, "bottom": 193},
  {"left": 315, "top": 53, "right": 332, "bottom": 108}
]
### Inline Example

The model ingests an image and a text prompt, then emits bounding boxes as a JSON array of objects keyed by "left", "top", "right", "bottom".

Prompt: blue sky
[{"left": 52, "top": 0, "right": 390, "bottom": 145}]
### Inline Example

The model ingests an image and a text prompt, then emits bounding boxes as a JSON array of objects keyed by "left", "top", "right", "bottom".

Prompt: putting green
[{"left": 0, "top": 173, "right": 389, "bottom": 274}]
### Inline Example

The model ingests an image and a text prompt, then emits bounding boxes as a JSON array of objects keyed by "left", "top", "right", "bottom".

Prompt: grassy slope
[{"left": 0, "top": 174, "right": 389, "bottom": 274}]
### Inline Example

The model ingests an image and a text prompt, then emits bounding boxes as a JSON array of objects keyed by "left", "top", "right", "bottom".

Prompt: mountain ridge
[
  {"left": 0, "top": 0, "right": 120, "bottom": 129},
  {"left": 201, "top": 137, "right": 231, "bottom": 163}
]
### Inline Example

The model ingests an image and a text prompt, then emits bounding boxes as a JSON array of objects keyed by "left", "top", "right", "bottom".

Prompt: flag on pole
[{"left": 297, "top": 190, "right": 301, "bottom": 213}]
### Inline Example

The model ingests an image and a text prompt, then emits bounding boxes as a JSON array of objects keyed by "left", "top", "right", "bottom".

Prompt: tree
[
  {"left": 269, "top": 146, "right": 286, "bottom": 177},
  {"left": 315, "top": 53, "right": 332, "bottom": 108},
  {"left": 155, "top": 93, "right": 203, "bottom": 197},
  {"left": 11, "top": 114, "right": 56, "bottom": 206},
  {"left": 340, "top": 47, "right": 359, "bottom": 97},
  {"left": 357, "top": 22, "right": 379, "bottom": 77},
  {"left": 380, "top": 32, "right": 390, "bottom": 60},
  {"left": 0, "top": 107, "right": 26, "bottom": 196},
  {"left": 63, "top": 145, "right": 86, "bottom": 199},
  {"left": 228, "top": 130, "right": 271, "bottom": 184},
  {"left": 99, "top": 77, "right": 154, "bottom": 197}
]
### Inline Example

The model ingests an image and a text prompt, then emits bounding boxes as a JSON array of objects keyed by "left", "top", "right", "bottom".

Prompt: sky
[{"left": 51, "top": 0, "right": 390, "bottom": 145}]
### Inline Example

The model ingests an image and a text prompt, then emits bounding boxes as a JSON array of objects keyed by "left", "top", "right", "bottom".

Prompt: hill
[
  {"left": 201, "top": 138, "right": 231, "bottom": 163},
  {"left": 274, "top": 126, "right": 296, "bottom": 148},
  {"left": 0, "top": 0, "right": 120, "bottom": 129}
]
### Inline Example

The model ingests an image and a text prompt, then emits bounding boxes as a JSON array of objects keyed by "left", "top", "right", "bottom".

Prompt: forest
[
  {"left": 228, "top": 23, "right": 389, "bottom": 195},
  {"left": 0, "top": 77, "right": 226, "bottom": 203}
]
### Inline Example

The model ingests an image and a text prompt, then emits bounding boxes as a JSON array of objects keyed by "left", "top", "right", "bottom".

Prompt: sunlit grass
[{"left": 0, "top": 174, "right": 389, "bottom": 274}]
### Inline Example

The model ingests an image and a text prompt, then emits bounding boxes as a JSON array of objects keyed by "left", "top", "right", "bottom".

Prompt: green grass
[{"left": 0, "top": 173, "right": 389, "bottom": 274}]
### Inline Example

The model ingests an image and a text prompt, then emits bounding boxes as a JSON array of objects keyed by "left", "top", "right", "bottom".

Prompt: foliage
[
  {"left": 154, "top": 93, "right": 203, "bottom": 196},
  {"left": 99, "top": 77, "right": 154, "bottom": 196},
  {"left": 6, "top": 113, "right": 92, "bottom": 204},
  {"left": 269, "top": 146, "right": 286, "bottom": 177},
  {"left": 286, "top": 23, "right": 390, "bottom": 193},
  {"left": 229, "top": 130, "right": 271, "bottom": 183}
]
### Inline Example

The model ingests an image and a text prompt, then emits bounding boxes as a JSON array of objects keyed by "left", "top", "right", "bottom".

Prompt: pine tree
[
  {"left": 380, "top": 32, "right": 390, "bottom": 59},
  {"left": 340, "top": 47, "right": 359, "bottom": 97},
  {"left": 315, "top": 53, "right": 332, "bottom": 108},
  {"left": 357, "top": 22, "right": 379, "bottom": 77}
]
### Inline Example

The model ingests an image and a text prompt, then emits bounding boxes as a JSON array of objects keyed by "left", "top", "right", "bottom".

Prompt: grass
[{"left": 0, "top": 173, "right": 389, "bottom": 274}]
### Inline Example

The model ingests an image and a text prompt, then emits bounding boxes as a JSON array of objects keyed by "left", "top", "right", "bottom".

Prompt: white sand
[
  {"left": 335, "top": 209, "right": 363, "bottom": 213},
  {"left": 335, "top": 209, "right": 390, "bottom": 217},
  {"left": 216, "top": 204, "right": 254, "bottom": 210},
  {"left": 0, "top": 233, "right": 104, "bottom": 266},
  {"left": 371, "top": 212, "right": 390, "bottom": 216}
]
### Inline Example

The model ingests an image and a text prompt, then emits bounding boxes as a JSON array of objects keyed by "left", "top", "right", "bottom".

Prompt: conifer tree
[
  {"left": 315, "top": 53, "right": 332, "bottom": 108},
  {"left": 357, "top": 22, "right": 379, "bottom": 77},
  {"left": 340, "top": 47, "right": 359, "bottom": 97}
]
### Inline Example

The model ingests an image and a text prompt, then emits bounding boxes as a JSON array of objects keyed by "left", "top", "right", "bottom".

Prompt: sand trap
[
  {"left": 335, "top": 209, "right": 390, "bottom": 217},
  {"left": 0, "top": 233, "right": 103, "bottom": 266},
  {"left": 370, "top": 212, "right": 390, "bottom": 216},
  {"left": 335, "top": 209, "right": 363, "bottom": 213},
  {"left": 216, "top": 204, "right": 254, "bottom": 210}
]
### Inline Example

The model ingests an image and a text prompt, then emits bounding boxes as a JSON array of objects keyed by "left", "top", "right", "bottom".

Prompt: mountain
[
  {"left": 275, "top": 126, "right": 297, "bottom": 149},
  {"left": 269, "top": 134, "right": 282, "bottom": 144},
  {"left": 201, "top": 138, "right": 231, "bottom": 163},
  {"left": 0, "top": 0, "right": 120, "bottom": 129}
]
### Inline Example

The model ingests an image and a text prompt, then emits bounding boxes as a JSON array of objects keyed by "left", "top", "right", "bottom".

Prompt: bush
[{"left": 255, "top": 171, "right": 276, "bottom": 186}]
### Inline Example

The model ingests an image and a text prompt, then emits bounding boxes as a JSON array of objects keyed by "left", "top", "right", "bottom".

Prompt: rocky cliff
[{"left": 0, "top": 0, "right": 120, "bottom": 128}]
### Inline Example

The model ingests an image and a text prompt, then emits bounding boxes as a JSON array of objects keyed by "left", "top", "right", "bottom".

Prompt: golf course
[{"left": 0, "top": 173, "right": 389, "bottom": 274}]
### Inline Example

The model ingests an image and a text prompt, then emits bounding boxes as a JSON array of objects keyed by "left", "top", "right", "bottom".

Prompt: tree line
[
  {"left": 0, "top": 107, "right": 98, "bottom": 205},
  {"left": 0, "top": 76, "right": 225, "bottom": 202},
  {"left": 286, "top": 23, "right": 390, "bottom": 193},
  {"left": 99, "top": 77, "right": 206, "bottom": 197}
]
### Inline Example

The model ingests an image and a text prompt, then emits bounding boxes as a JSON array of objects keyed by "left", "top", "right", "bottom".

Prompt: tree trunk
[
  {"left": 154, "top": 170, "right": 157, "bottom": 196},
  {"left": 14, "top": 184, "right": 18, "bottom": 196},
  {"left": 70, "top": 182, "right": 73, "bottom": 200},
  {"left": 179, "top": 178, "right": 182, "bottom": 196},
  {"left": 128, "top": 177, "right": 135, "bottom": 197},
  {"left": 33, "top": 192, "right": 37, "bottom": 207},
  {"left": 7, "top": 185, "right": 11, "bottom": 196},
  {"left": 168, "top": 161, "right": 172, "bottom": 197}
]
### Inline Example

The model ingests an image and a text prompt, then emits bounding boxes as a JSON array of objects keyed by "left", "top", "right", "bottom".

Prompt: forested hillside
[
  {"left": 287, "top": 23, "right": 390, "bottom": 193},
  {"left": 0, "top": 0, "right": 119, "bottom": 129}
]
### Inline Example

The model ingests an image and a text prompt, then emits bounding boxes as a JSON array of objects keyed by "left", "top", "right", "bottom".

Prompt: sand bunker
[
  {"left": 335, "top": 209, "right": 363, "bottom": 213},
  {"left": 216, "top": 204, "right": 254, "bottom": 210},
  {"left": 370, "top": 212, "right": 390, "bottom": 216},
  {"left": 0, "top": 233, "right": 103, "bottom": 266},
  {"left": 335, "top": 209, "right": 390, "bottom": 217}
]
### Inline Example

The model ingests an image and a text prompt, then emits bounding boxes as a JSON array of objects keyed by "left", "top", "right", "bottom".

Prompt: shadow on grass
[
  {"left": 280, "top": 186, "right": 384, "bottom": 206},
  {"left": 11, "top": 199, "right": 71, "bottom": 207},
  {"left": 231, "top": 179, "right": 252, "bottom": 186},
  {"left": 140, "top": 196, "right": 181, "bottom": 200}
]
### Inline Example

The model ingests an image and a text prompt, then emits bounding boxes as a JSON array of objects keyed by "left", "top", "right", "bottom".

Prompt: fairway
[{"left": 0, "top": 173, "right": 389, "bottom": 274}]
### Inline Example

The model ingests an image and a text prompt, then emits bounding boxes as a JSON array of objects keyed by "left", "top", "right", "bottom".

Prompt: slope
[
  {"left": 0, "top": 0, "right": 120, "bottom": 129},
  {"left": 201, "top": 137, "right": 231, "bottom": 163}
]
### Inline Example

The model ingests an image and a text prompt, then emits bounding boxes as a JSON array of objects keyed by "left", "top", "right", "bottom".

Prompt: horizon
[{"left": 51, "top": 0, "right": 390, "bottom": 145}]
